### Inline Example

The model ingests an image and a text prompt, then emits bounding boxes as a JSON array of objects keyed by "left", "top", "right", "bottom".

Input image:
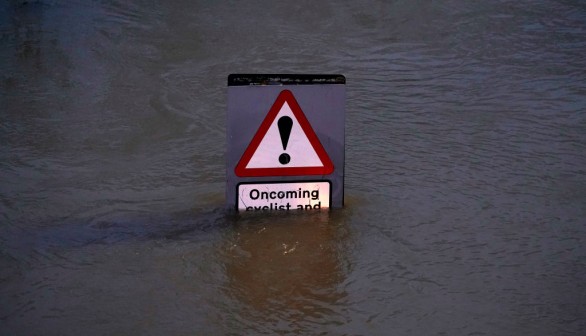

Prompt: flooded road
[{"left": 1, "top": 0, "right": 585, "bottom": 334}]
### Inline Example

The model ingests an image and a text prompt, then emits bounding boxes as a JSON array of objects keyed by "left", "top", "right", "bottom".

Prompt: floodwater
[{"left": 1, "top": 0, "right": 585, "bottom": 335}]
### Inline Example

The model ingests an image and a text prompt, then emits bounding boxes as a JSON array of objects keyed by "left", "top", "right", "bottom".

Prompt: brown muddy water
[{"left": 1, "top": 0, "right": 585, "bottom": 335}]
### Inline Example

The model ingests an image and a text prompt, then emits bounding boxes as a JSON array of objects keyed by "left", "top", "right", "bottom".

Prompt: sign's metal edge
[{"left": 227, "top": 74, "right": 346, "bottom": 86}]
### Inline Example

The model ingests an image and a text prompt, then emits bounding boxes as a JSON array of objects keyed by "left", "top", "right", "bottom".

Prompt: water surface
[{"left": 1, "top": 0, "right": 585, "bottom": 335}]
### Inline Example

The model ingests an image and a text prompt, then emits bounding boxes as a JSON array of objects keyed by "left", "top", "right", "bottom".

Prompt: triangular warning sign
[{"left": 235, "top": 90, "right": 334, "bottom": 177}]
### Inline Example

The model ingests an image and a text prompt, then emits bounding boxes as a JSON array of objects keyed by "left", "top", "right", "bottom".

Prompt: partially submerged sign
[{"left": 226, "top": 74, "right": 345, "bottom": 212}]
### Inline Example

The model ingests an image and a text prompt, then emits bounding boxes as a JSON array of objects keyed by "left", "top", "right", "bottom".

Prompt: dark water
[{"left": 1, "top": 0, "right": 585, "bottom": 335}]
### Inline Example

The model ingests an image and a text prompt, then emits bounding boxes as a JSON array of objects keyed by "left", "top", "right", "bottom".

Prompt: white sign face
[{"left": 237, "top": 181, "right": 331, "bottom": 211}]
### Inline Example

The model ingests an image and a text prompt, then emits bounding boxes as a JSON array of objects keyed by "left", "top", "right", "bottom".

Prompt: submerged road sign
[{"left": 226, "top": 74, "right": 345, "bottom": 211}]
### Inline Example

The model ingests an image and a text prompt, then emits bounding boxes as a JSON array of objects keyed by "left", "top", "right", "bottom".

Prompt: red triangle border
[{"left": 235, "top": 90, "right": 334, "bottom": 177}]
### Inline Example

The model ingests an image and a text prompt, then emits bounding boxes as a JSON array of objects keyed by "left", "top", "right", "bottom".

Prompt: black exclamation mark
[{"left": 278, "top": 116, "right": 293, "bottom": 165}]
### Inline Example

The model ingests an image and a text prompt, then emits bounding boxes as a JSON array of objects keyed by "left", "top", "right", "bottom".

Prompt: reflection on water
[{"left": 221, "top": 211, "right": 351, "bottom": 332}]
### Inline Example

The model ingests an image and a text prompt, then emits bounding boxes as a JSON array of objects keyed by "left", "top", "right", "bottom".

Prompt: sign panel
[
  {"left": 226, "top": 74, "right": 345, "bottom": 211},
  {"left": 237, "top": 181, "right": 331, "bottom": 211}
]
